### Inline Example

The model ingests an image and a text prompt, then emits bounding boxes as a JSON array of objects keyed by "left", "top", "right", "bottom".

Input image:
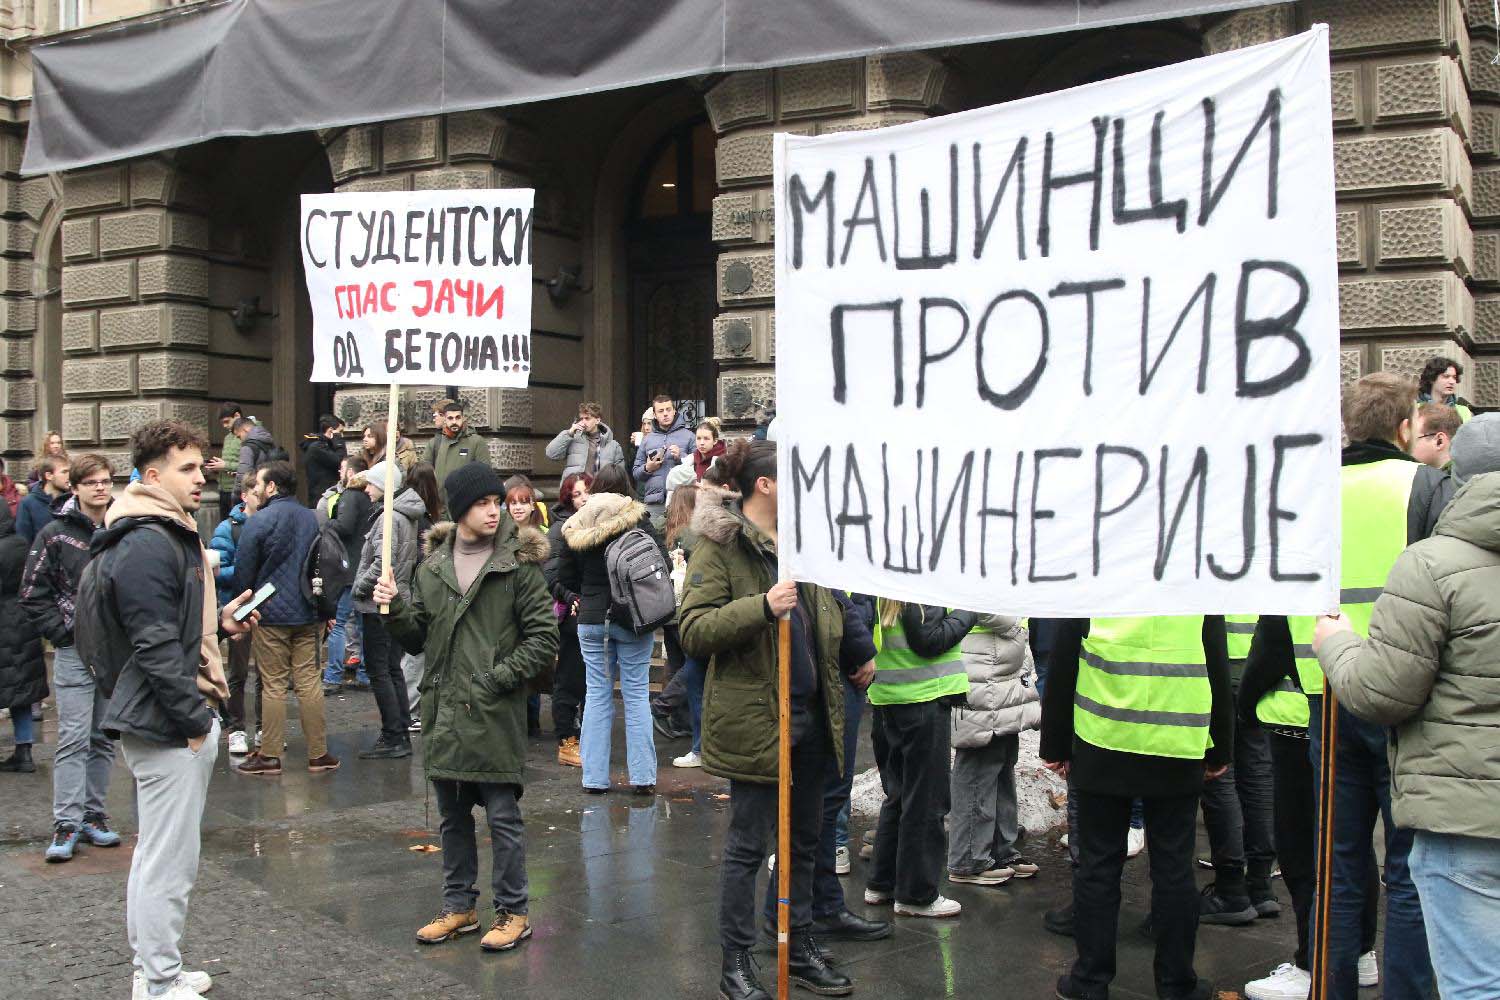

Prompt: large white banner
[
  {"left": 300, "top": 189, "right": 534, "bottom": 386},
  {"left": 774, "top": 28, "right": 1340, "bottom": 617}
]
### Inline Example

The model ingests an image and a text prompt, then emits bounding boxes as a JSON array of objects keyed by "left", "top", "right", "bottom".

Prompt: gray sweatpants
[
  {"left": 122, "top": 718, "right": 219, "bottom": 991},
  {"left": 52, "top": 645, "right": 116, "bottom": 828},
  {"left": 947, "top": 732, "right": 1020, "bottom": 875}
]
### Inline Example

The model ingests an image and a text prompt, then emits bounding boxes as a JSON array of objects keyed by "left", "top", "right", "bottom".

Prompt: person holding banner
[
  {"left": 679, "top": 439, "right": 862, "bottom": 1000},
  {"left": 1041, "top": 615, "right": 1233, "bottom": 1000}
]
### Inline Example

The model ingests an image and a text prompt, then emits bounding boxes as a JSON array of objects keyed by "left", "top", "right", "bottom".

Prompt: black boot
[
  {"left": 1199, "top": 882, "right": 1257, "bottom": 926},
  {"left": 720, "top": 948, "right": 771, "bottom": 1000},
  {"left": 0, "top": 743, "right": 35, "bottom": 773},
  {"left": 789, "top": 933, "right": 853, "bottom": 996},
  {"left": 1248, "top": 870, "right": 1281, "bottom": 918},
  {"left": 1043, "top": 901, "right": 1074, "bottom": 937}
]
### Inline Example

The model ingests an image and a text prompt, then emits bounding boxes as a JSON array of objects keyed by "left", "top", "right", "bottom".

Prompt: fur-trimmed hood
[
  {"left": 690, "top": 483, "right": 752, "bottom": 546},
  {"left": 424, "top": 518, "right": 549, "bottom": 564},
  {"left": 562, "top": 493, "right": 649, "bottom": 550}
]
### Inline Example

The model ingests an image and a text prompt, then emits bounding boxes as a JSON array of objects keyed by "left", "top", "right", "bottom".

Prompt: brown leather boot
[
  {"left": 480, "top": 912, "right": 531, "bottom": 951},
  {"left": 557, "top": 737, "right": 581, "bottom": 767},
  {"left": 416, "top": 909, "right": 479, "bottom": 944}
]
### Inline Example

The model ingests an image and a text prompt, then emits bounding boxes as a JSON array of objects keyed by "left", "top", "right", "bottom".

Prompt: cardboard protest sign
[
  {"left": 773, "top": 28, "right": 1340, "bottom": 617},
  {"left": 300, "top": 189, "right": 534, "bottom": 387}
]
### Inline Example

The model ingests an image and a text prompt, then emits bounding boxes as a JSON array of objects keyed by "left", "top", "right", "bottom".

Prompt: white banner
[
  {"left": 300, "top": 189, "right": 534, "bottom": 386},
  {"left": 773, "top": 28, "right": 1340, "bottom": 617}
]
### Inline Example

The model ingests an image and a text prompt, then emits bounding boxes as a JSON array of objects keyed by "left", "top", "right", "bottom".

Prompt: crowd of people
[{"left": 0, "top": 355, "right": 1494, "bottom": 1000}]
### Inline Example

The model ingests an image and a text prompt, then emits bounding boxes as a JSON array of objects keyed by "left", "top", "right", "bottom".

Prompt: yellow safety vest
[
  {"left": 1076, "top": 615, "right": 1211, "bottom": 760},
  {"left": 868, "top": 605, "right": 969, "bottom": 706},
  {"left": 1225, "top": 614, "right": 1257, "bottom": 662}
]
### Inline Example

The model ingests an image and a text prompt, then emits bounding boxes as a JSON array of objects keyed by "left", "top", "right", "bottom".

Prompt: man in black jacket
[
  {"left": 299, "top": 414, "right": 345, "bottom": 507},
  {"left": 92, "top": 420, "right": 258, "bottom": 1000},
  {"left": 323, "top": 455, "right": 371, "bottom": 692},
  {"left": 20, "top": 453, "right": 117, "bottom": 863}
]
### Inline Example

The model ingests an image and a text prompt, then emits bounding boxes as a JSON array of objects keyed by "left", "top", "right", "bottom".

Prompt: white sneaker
[
  {"left": 1244, "top": 962, "right": 1310, "bottom": 1000},
  {"left": 226, "top": 731, "right": 249, "bottom": 755},
  {"left": 767, "top": 853, "right": 775, "bottom": 872},
  {"left": 948, "top": 867, "right": 1013, "bottom": 885},
  {"left": 133, "top": 969, "right": 213, "bottom": 999},
  {"left": 1059, "top": 833, "right": 1069, "bottom": 848},
  {"left": 672, "top": 751, "right": 702, "bottom": 768},
  {"left": 894, "top": 895, "right": 962, "bottom": 918},
  {"left": 1358, "top": 951, "right": 1378, "bottom": 988},
  {"left": 253, "top": 729, "right": 262, "bottom": 749},
  {"left": 835, "top": 845, "right": 850, "bottom": 875},
  {"left": 863, "top": 887, "right": 892, "bottom": 905},
  {"left": 1126, "top": 827, "right": 1146, "bottom": 858}
]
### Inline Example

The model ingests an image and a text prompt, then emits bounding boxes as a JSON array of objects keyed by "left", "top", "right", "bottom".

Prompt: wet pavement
[{"left": 0, "top": 689, "right": 1354, "bottom": 1000}]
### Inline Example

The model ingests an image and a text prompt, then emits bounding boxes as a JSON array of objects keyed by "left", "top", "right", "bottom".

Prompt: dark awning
[{"left": 21, "top": 0, "right": 1267, "bottom": 176}]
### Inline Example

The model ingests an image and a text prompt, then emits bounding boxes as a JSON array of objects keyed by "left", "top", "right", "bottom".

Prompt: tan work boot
[
  {"left": 416, "top": 909, "right": 479, "bottom": 944},
  {"left": 480, "top": 912, "right": 532, "bottom": 951},
  {"left": 557, "top": 737, "right": 581, "bottom": 767}
]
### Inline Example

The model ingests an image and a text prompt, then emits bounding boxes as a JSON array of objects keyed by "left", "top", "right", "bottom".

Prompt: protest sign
[
  {"left": 300, "top": 188, "right": 534, "bottom": 387},
  {"left": 773, "top": 27, "right": 1340, "bottom": 617}
]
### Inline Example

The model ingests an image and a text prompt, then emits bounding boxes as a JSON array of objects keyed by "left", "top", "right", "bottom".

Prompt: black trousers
[
  {"left": 552, "top": 613, "right": 586, "bottom": 741},
  {"left": 1201, "top": 676, "right": 1277, "bottom": 896},
  {"left": 1072, "top": 789, "right": 1202, "bottom": 1000},
  {"left": 720, "top": 736, "right": 829, "bottom": 952},
  {"left": 1268, "top": 730, "right": 1377, "bottom": 971},
  {"left": 433, "top": 779, "right": 528, "bottom": 915},
  {"left": 223, "top": 634, "right": 260, "bottom": 734},
  {"left": 868, "top": 701, "right": 950, "bottom": 907},
  {"left": 361, "top": 612, "right": 411, "bottom": 743}
]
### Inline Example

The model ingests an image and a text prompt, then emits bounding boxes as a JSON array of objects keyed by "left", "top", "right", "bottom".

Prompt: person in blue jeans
[
  {"left": 558, "top": 465, "right": 664, "bottom": 794},
  {"left": 324, "top": 456, "right": 371, "bottom": 691}
]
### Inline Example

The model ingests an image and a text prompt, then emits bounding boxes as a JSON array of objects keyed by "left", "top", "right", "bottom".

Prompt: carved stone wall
[
  {"left": 705, "top": 56, "right": 960, "bottom": 428},
  {"left": 1213, "top": 1, "right": 1486, "bottom": 400},
  {"left": 322, "top": 112, "right": 578, "bottom": 475},
  {"left": 0, "top": 119, "right": 53, "bottom": 466}
]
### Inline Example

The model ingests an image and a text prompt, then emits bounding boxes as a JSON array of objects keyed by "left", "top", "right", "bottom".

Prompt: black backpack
[
  {"left": 302, "top": 518, "right": 352, "bottom": 619},
  {"left": 245, "top": 437, "right": 290, "bottom": 469},
  {"left": 74, "top": 523, "right": 184, "bottom": 697}
]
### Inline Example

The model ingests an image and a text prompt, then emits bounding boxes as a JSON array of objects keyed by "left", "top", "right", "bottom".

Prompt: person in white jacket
[{"left": 948, "top": 614, "right": 1042, "bottom": 886}]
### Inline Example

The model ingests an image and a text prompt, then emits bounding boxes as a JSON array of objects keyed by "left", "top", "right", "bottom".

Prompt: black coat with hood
[
  {"left": 0, "top": 506, "right": 46, "bottom": 709},
  {"left": 20, "top": 495, "right": 105, "bottom": 647}
]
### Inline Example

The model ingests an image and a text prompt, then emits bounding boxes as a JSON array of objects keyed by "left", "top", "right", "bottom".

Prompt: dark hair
[
  {"left": 362, "top": 422, "right": 388, "bottom": 463},
  {"left": 579, "top": 401, "right": 603, "bottom": 418},
  {"left": 37, "top": 454, "right": 70, "bottom": 478},
  {"left": 231, "top": 416, "right": 256, "bottom": 434},
  {"left": 652, "top": 394, "right": 673, "bottom": 405},
  {"left": 442, "top": 399, "right": 464, "bottom": 415},
  {"left": 345, "top": 455, "right": 369, "bottom": 475},
  {"left": 239, "top": 472, "right": 257, "bottom": 496},
  {"left": 705, "top": 438, "right": 776, "bottom": 496},
  {"left": 664, "top": 483, "right": 699, "bottom": 549},
  {"left": 432, "top": 397, "right": 457, "bottom": 414},
  {"left": 132, "top": 420, "right": 211, "bottom": 472},
  {"left": 258, "top": 459, "right": 297, "bottom": 496},
  {"left": 319, "top": 414, "right": 343, "bottom": 434},
  {"left": 590, "top": 464, "right": 633, "bottom": 498},
  {"left": 406, "top": 462, "right": 443, "bottom": 522},
  {"left": 70, "top": 453, "right": 112, "bottom": 486},
  {"left": 1418, "top": 356, "right": 1464, "bottom": 396},
  {"left": 557, "top": 472, "right": 593, "bottom": 516},
  {"left": 217, "top": 401, "right": 242, "bottom": 421}
]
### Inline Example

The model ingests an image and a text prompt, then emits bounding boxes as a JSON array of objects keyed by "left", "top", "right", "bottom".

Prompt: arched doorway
[{"left": 626, "top": 118, "right": 717, "bottom": 425}]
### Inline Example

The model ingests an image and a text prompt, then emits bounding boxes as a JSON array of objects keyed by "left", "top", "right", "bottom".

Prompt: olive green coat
[
  {"left": 678, "top": 485, "right": 846, "bottom": 784},
  {"left": 386, "top": 516, "right": 557, "bottom": 786}
]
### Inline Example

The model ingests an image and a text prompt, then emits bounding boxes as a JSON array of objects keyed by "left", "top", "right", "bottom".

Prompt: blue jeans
[
  {"left": 1309, "top": 696, "right": 1433, "bottom": 1000},
  {"left": 1410, "top": 830, "right": 1500, "bottom": 1000},
  {"left": 324, "top": 587, "right": 367, "bottom": 685},
  {"left": 9, "top": 704, "right": 32, "bottom": 744},
  {"left": 577, "top": 623, "right": 657, "bottom": 788},
  {"left": 679, "top": 654, "right": 705, "bottom": 754}
]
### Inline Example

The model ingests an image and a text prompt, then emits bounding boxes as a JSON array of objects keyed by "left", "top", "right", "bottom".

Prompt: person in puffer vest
[{"left": 947, "top": 614, "right": 1041, "bottom": 886}]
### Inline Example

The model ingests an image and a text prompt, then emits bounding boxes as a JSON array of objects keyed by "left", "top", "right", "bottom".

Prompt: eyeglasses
[
  {"left": 1416, "top": 432, "right": 1443, "bottom": 441},
  {"left": 77, "top": 477, "right": 113, "bottom": 489}
]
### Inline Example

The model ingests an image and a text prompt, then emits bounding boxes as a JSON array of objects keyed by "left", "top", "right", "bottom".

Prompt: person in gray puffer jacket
[{"left": 947, "top": 614, "right": 1041, "bottom": 885}]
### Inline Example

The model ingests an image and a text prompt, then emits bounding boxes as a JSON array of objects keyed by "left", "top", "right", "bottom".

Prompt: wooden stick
[
  {"left": 777, "top": 615, "right": 792, "bottom": 1000},
  {"left": 379, "top": 382, "right": 399, "bottom": 615},
  {"left": 1311, "top": 689, "right": 1340, "bottom": 1000}
]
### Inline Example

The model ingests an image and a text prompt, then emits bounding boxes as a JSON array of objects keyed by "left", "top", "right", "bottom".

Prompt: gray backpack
[{"left": 605, "top": 527, "right": 675, "bottom": 634}]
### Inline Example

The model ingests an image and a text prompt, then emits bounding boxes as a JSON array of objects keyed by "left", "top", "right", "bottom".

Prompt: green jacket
[
  {"left": 386, "top": 516, "right": 557, "bottom": 786},
  {"left": 678, "top": 485, "right": 846, "bottom": 784},
  {"left": 425, "top": 427, "right": 490, "bottom": 501},
  {"left": 1318, "top": 472, "right": 1500, "bottom": 840},
  {"left": 220, "top": 431, "right": 241, "bottom": 493}
]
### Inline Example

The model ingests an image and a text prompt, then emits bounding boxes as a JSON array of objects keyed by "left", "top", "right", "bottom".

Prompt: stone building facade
[{"left": 0, "top": 1, "right": 1493, "bottom": 517}]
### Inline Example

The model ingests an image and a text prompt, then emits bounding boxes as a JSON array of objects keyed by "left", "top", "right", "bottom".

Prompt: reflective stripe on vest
[
  {"left": 869, "top": 608, "right": 969, "bottom": 706},
  {"left": 1075, "top": 615, "right": 1210, "bottom": 760},
  {"left": 1224, "top": 614, "right": 1257, "bottom": 662},
  {"left": 1287, "top": 459, "right": 1418, "bottom": 696}
]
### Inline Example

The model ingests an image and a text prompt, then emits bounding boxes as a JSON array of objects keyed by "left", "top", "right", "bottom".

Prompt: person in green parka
[
  {"left": 423, "top": 399, "right": 490, "bottom": 511},
  {"left": 376, "top": 462, "right": 558, "bottom": 955}
]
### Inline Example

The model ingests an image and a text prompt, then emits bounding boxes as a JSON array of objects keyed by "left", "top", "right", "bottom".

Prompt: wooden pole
[
  {"left": 379, "top": 382, "right": 399, "bottom": 615},
  {"left": 776, "top": 615, "right": 792, "bottom": 1000},
  {"left": 1311, "top": 689, "right": 1340, "bottom": 1000}
]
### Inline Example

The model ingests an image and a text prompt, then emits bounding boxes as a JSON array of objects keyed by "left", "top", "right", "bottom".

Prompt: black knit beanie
[{"left": 444, "top": 463, "right": 505, "bottom": 523}]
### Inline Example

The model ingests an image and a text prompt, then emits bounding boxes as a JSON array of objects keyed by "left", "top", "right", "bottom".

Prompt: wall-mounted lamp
[
  {"left": 544, "top": 265, "right": 592, "bottom": 305},
  {"left": 229, "top": 296, "right": 277, "bottom": 333}
]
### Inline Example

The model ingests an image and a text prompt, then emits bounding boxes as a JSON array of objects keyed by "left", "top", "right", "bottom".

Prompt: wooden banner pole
[
  {"left": 776, "top": 615, "right": 792, "bottom": 1000},
  {"left": 1311, "top": 689, "right": 1340, "bottom": 1000},
  {"left": 379, "top": 382, "right": 399, "bottom": 615}
]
